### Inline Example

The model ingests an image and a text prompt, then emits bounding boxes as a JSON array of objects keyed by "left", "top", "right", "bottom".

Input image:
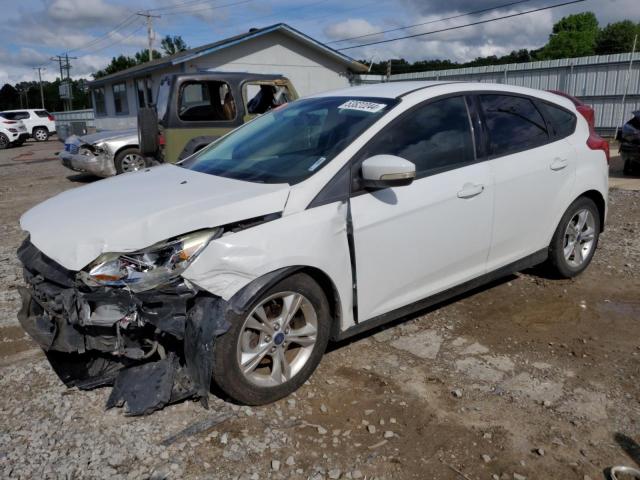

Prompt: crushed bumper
[
  {"left": 16, "top": 239, "right": 230, "bottom": 416},
  {"left": 59, "top": 149, "right": 117, "bottom": 177}
]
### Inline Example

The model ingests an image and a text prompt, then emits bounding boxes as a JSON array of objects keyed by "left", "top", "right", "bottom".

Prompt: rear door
[
  {"left": 477, "top": 94, "right": 577, "bottom": 270},
  {"left": 350, "top": 95, "right": 494, "bottom": 321}
]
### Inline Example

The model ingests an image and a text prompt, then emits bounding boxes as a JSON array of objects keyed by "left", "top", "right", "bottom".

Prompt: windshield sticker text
[{"left": 338, "top": 100, "right": 386, "bottom": 113}]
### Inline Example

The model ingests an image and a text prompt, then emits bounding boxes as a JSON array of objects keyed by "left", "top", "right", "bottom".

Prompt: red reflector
[
  {"left": 587, "top": 133, "right": 610, "bottom": 164},
  {"left": 48, "top": 115, "right": 55, "bottom": 121},
  {"left": 158, "top": 133, "right": 165, "bottom": 146},
  {"left": 3, "top": 120, "right": 16, "bottom": 124}
]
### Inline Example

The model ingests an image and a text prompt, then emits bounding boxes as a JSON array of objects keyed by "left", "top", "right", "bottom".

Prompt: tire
[
  {"left": 137, "top": 108, "right": 158, "bottom": 156},
  {"left": 547, "top": 197, "right": 601, "bottom": 278},
  {"left": 623, "top": 158, "right": 634, "bottom": 176},
  {"left": 213, "top": 273, "right": 331, "bottom": 405},
  {"left": 33, "top": 127, "right": 49, "bottom": 142},
  {"left": 114, "top": 148, "right": 147, "bottom": 174},
  {"left": 0, "top": 133, "right": 9, "bottom": 150}
]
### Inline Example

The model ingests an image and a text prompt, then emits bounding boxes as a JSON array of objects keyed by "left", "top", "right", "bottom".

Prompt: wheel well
[
  {"left": 32, "top": 126, "right": 49, "bottom": 133},
  {"left": 114, "top": 145, "right": 141, "bottom": 159},
  {"left": 579, "top": 190, "right": 606, "bottom": 232},
  {"left": 296, "top": 267, "right": 342, "bottom": 339}
]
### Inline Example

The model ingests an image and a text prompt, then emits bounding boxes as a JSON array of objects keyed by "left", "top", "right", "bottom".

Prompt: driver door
[{"left": 350, "top": 95, "right": 494, "bottom": 321}]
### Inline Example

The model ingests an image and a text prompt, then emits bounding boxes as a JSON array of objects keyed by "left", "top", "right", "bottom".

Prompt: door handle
[
  {"left": 550, "top": 157, "right": 569, "bottom": 171},
  {"left": 457, "top": 183, "right": 484, "bottom": 199}
]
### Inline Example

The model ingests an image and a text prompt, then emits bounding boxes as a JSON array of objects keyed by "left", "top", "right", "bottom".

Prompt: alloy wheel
[
  {"left": 563, "top": 208, "right": 596, "bottom": 268},
  {"left": 34, "top": 129, "right": 48, "bottom": 141},
  {"left": 120, "top": 153, "right": 146, "bottom": 172},
  {"left": 0, "top": 134, "right": 7, "bottom": 149},
  {"left": 237, "top": 292, "right": 318, "bottom": 387}
]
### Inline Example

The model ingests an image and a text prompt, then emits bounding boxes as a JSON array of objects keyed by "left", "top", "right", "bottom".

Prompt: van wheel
[
  {"left": 213, "top": 273, "right": 331, "bottom": 405},
  {"left": 0, "top": 133, "right": 9, "bottom": 149},
  {"left": 33, "top": 127, "right": 49, "bottom": 142},
  {"left": 547, "top": 197, "right": 600, "bottom": 278},
  {"left": 114, "top": 148, "right": 147, "bottom": 174}
]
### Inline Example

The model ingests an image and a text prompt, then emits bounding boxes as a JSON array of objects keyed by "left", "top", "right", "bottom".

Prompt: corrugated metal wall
[{"left": 375, "top": 52, "right": 640, "bottom": 135}]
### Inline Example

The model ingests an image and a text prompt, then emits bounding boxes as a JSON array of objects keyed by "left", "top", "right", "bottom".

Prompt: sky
[{"left": 1, "top": 0, "right": 639, "bottom": 84}]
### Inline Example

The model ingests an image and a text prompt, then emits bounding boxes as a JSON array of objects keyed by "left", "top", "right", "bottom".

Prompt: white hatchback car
[{"left": 17, "top": 82, "right": 608, "bottom": 412}]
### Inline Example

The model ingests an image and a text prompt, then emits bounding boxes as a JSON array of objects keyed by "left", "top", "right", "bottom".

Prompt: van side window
[
  {"left": 479, "top": 94, "right": 548, "bottom": 156},
  {"left": 540, "top": 102, "right": 577, "bottom": 139},
  {"left": 360, "top": 96, "right": 475, "bottom": 177},
  {"left": 178, "top": 81, "right": 236, "bottom": 122}
]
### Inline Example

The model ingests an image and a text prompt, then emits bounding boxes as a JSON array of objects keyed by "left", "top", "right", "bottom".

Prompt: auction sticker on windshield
[{"left": 338, "top": 100, "right": 387, "bottom": 113}]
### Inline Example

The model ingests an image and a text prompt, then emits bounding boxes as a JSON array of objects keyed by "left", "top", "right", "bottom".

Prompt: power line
[
  {"left": 80, "top": 24, "right": 147, "bottom": 55},
  {"left": 156, "top": 0, "right": 254, "bottom": 17},
  {"left": 327, "top": 0, "right": 535, "bottom": 44},
  {"left": 148, "top": 0, "right": 246, "bottom": 13},
  {"left": 66, "top": 14, "right": 139, "bottom": 54},
  {"left": 337, "top": 0, "right": 586, "bottom": 51}
]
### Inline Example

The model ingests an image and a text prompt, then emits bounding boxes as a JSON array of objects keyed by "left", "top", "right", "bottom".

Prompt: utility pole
[
  {"left": 51, "top": 54, "right": 77, "bottom": 111},
  {"left": 386, "top": 60, "right": 392, "bottom": 82},
  {"left": 614, "top": 33, "right": 638, "bottom": 140},
  {"left": 137, "top": 11, "right": 161, "bottom": 62},
  {"left": 33, "top": 67, "right": 46, "bottom": 109}
]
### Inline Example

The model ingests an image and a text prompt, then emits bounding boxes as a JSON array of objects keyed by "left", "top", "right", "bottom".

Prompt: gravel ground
[{"left": 1, "top": 140, "right": 639, "bottom": 480}]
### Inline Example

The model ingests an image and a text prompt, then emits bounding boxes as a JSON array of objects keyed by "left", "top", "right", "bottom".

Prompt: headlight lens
[{"left": 83, "top": 228, "right": 219, "bottom": 292}]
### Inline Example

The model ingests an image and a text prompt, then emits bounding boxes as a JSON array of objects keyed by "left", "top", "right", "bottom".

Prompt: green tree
[
  {"left": 134, "top": 49, "right": 162, "bottom": 64},
  {"left": 161, "top": 35, "right": 189, "bottom": 56},
  {"left": 93, "top": 54, "right": 138, "bottom": 79},
  {"left": 535, "top": 12, "right": 599, "bottom": 60},
  {"left": 595, "top": 20, "right": 640, "bottom": 54},
  {"left": 0, "top": 83, "right": 20, "bottom": 110}
]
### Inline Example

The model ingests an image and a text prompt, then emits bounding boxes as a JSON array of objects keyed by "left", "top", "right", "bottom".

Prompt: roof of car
[
  {"left": 311, "top": 81, "right": 576, "bottom": 108},
  {"left": 1, "top": 109, "right": 45, "bottom": 112}
]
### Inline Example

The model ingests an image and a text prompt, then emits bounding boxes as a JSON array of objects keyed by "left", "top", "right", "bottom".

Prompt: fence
[
  {"left": 357, "top": 52, "right": 640, "bottom": 136},
  {"left": 51, "top": 109, "right": 96, "bottom": 140}
]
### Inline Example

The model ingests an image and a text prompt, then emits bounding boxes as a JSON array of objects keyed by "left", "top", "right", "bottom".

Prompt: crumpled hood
[
  {"left": 21, "top": 164, "right": 290, "bottom": 270},
  {"left": 76, "top": 129, "right": 137, "bottom": 145}
]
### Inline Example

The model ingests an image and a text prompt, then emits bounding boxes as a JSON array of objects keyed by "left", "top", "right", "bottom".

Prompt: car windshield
[{"left": 180, "top": 96, "right": 398, "bottom": 184}]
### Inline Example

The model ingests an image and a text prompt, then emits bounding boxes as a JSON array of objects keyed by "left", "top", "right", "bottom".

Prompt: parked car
[
  {"left": 0, "top": 113, "right": 30, "bottom": 149},
  {"left": 0, "top": 109, "right": 56, "bottom": 141},
  {"left": 60, "top": 73, "right": 297, "bottom": 178},
  {"left": 619, "top": 110, "right": 640, "bottom": 175},
  {"left": 60, "top": 129, "right": 145, "bottom": 176},
  {"left": 138, "top": 71, "right": 297, "bottom": 163},
  {"left": 17, "top": 82, "right": 608, "bottom": 414}
]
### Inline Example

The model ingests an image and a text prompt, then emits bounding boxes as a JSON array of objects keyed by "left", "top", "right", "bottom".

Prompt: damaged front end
[
  {"left": 16, "top": 239, "right": 229, "bottom": 416},
  {"left": 59, "top": 136, "right": 117, "bottom": 177}
]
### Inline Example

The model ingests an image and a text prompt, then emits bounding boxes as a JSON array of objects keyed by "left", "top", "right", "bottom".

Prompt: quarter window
[
  {"left": 112, "top": 82, "right": 129, "bottom": 115},
  {"left": 360, "top": 96, "right": 475, "bottom": 177},
  {"left": 178, "top": 81, "right": 236, "bottom": 122},
  {"left": 93, "top": 87, "right": 106, "bottom": 116},
  {"left": 540, "top": 102, "right": 576, "bottom": 139},
  {"left": 479, "top": 94, "right": 548, "bottom": 156}
]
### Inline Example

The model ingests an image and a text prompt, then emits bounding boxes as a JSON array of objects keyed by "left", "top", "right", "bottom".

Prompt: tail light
[
  {"left": 2, "top": 120, "right": 16, "bottom": 124},
  {"left": 48, "top": 115, "right": 55, "bottom": 121},
  {"left": 158, "top": 133, "right": 165, "bottom": 146},
  {"left": 587, "top": 132, "right": 610, "bottom": 164}
]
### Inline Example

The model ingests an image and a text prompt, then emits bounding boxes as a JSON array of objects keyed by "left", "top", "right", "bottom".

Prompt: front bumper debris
[
  {"left": 16, "top": 239, "right": 230, "bottom": 416},
  {"left": 59, "top": 149, "right": 117, "bottom": 177}
]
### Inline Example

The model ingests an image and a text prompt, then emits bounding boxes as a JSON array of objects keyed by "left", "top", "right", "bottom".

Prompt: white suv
[
  {"left": 0, "top": 114, "right": 29, "bottom": 149},
  {"left": 17, "top": 82, "right": 609, "bottom": 413},
  {"left": 0, "top": 109, "right": 56, "bottom": 141}
]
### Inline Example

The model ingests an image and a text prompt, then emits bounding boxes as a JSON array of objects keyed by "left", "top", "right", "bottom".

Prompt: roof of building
[{"left": 89, "top": 23, "right": 368, "bottom": 86}]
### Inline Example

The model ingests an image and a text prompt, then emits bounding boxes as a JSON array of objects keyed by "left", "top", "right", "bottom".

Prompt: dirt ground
[{"left": 1, "top": 139, "right": 639, "bottom": 480}]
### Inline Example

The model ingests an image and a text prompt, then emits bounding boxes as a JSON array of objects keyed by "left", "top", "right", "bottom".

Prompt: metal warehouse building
[{"left": 374, "top": 52, "right": 640, "bottom": 135}]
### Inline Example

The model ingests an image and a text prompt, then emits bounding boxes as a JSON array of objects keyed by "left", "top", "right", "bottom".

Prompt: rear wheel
[
  {"left": 623, "top": 158, "right": 634, "bottom": 176},
  {"left": 547, "top": 197, "right": 600, "bottom": 278},
  {"left": 33, "top": 127, "right": 49, "bottom": 142},
  {"left": 213, "top": 273, "right": 331, "bottom": 405},
  {"left": 0, "top": 133, "right": 9, "bottom": 149},
  {"left": 114, "top": 148, "right": 147, "bottom": 174}
]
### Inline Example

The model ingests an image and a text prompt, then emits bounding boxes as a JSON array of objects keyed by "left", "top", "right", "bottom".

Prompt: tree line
[{"left": 363, "top": 13, "right": 640, "bottom": 74}]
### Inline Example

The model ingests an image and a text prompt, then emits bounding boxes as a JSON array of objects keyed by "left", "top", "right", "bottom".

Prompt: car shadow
[
  {"left": 66, "top": 173, "right": 101, "bottom": 183},
  {"left": 327, "top": 273, "right": 517, "bottom": 353}
]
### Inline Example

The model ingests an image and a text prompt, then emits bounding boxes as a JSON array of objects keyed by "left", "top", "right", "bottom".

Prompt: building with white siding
[{"left": 88, "top": 23, "right": 367, "bottom": 131}]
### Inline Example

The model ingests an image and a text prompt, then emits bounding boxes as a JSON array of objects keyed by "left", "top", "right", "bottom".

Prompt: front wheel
[
  {"left": 114, "top": 148, "right": 147, "bottom": 174},
  {"left": 213, "top": 273, "right": 331, "bottom": 405},
  {"left": 547, "top": 197, "right": 600, "bottom": 278},
  {"left": 0, "top": 133, "right": 9, "bottom": 149}
]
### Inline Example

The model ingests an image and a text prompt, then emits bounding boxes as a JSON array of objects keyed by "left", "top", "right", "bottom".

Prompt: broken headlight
[{"left": 82, "top": 229, "right": 220, "bottom": 292}]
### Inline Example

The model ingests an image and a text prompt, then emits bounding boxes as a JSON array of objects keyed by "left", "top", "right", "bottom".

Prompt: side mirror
[{"left": 361, "top": 155, "right": 416, "bottom": 189}]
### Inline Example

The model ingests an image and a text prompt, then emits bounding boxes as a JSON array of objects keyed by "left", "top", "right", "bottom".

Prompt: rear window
[
  {"left": 480, "top": 94, "right": 548, "bottom": 157},
  {"left": 35, "top": 110, "right": 50, "bottom": 118},
  {"left": 2, "top": 111, "right": 29, "bottom": 120},
  {"left": 178, "top": 80, "right": 236, "bottom": 122},
  {"left": 541, "top": 103, "right": 576, "bottom": 139}
]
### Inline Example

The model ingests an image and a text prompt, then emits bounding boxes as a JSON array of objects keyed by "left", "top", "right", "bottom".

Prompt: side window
[
  {"left": 93, "top": 87, "right": 106, "bottom": 116},
  {"left": 35, "top": 110, "right": 50, "bottom": 118},
  {"left": 540, "top": 102, "right": 576, "bottom": 139},
  {"left": 361, "top": 96, "right": 475, "bottom": 177},
  {"left": 112, "top": 82, "right": 128, "bottom": 115},
  {"left": 245, "top": 83, "right": 291, "bottom": 115},
  {"left": 178, "top": 81, "right": 236, "bottom": 122},
  {"left": 12, "top": 111, "right": 29, "bottom": 120},
  {"left": 479, "top": 94, "right": 548, "bottom": 156}
]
